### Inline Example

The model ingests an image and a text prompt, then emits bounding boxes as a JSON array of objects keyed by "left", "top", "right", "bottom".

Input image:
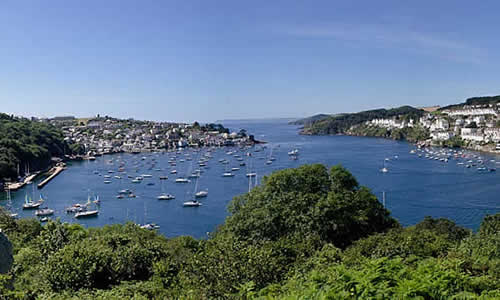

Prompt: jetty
[
  {"left": 5, "top": 172, "right": 39, "bottom": 191},
  {"left": 37, "top": 164, "right": 65, "bottom": 189}
]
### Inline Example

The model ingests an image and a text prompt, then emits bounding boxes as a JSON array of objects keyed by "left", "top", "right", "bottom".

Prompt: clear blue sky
[{"left": 1, "top": 0, "right": 500, "bottom": 122}]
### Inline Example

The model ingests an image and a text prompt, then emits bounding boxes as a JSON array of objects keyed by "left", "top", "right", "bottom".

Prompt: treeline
[
  {"left": 0, "top": 114, "right": 75, "bottom": 181},
  {"left": 289, "top": 114, "right": 332, "bottom": 126},
  {"left": 302, "top": 106, "right": 425, "bottom": 135},
  {"left": 348, "top": 123, "right": 430, "bottom": 142},
  {"left": 0, "top": 164, "right": 499, "bottom": 298},
  {"left": 440, "top": 95, "right": 500, "bottom": 111}
]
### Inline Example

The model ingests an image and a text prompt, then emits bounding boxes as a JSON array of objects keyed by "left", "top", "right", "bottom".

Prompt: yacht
[
  {"left": 183, "top": 200, "right": 202, "bottom": 207},
  {"left": 23, "top": 201, "right": 42, "bottom": 209},
  {"left": 35, "top": 208, "right": 54, "bottom": 216},
  {"left": 288, "top": 149, "right": 299, "bottom": 156},
  {"left": 140, "top": 223, "right": 160, "bottom": 230},
  {"left": 75, "top": 210, "right": 99, "bottom": 218},
  {"left": 23, "top": 194, "right": 43, "bottom": 209},
  {"left": 188, "top": 173, "right": 200, "bottom": 179},
  {"left": 195, "top": 190, "right": 208, "bottom": 198},
  {"left": 157, "top": 193, "right": 175, "bottom": 200}
]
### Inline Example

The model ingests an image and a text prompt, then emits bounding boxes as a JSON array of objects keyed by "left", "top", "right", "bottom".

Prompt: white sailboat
[
  {"left": 380, "top": 160, "right": 388, "bottom": 173},
  {"left": 157, "top": 180, "right": 175, "bottom": 200},
  {"left": 75, "top": 191, "right": 98, "bottom": 218},
  {"left": 23, "top": 184, "right": 43, "bottom": 209},
  {"left": 183, "top": 178, "right": 202, "bottom": 207},
  {"left": 194, "top": 176, "right": 208, "bottom": 198},
  {"left": 35, "top": 194, "right": 54, "bottom": 216}
]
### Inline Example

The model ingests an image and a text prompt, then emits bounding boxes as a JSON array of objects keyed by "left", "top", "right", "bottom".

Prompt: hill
[
  {"left": 439, "top": 95, "right": 500, "bottom": 111},
  {"left": 288, "top": 114, "right": 332, "bottom": 125},
  {"left": 301, "top": 106, "right": 425, "bottom": 135},
  {"left": 0, "top": 113, "right": 72, "bottom": 182}
]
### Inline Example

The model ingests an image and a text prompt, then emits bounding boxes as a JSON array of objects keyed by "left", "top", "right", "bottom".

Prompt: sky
[{"left": 1, "top": 0, "right": 500, "bottom": 123}]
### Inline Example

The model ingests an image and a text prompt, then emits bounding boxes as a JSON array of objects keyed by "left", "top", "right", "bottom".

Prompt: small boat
[
  {"left": 104, "top": 175, "right": 111, "bottom": 178},
  {"left": 170, "top": 170, "right": 177, "bottom": 174},
  {"left": 114, "top": 175, "right": 121, "bottom": 179},
  {"left": 183, "top": 200, "right": 202, "bottom": 207},
  {"left": 116, "top": 194, "right": 124, "bottom": 199},
  {"left": 231, "top": 167, "right": 240, "bottom": 171},
  {"left": 23, "top": 201, "right": 42, "bottom": 209},
  {"left": 159, "top": 176, "right": 168, "bottom": 180},
  {"left": 157, "top": 193, "right": 175, "bottom": 200},
  {"left": 142, "top": 174, "right": 153, "bottom": 178},
  {"left": 75, "top": 210, "right": 99, "bottom": 218},
  {"left": 246, "top": 172, "right": 257, "bottom": 177},
  {"left": 380, "top": 167, "right": 388, "bottom": 173},
  {"left": 104, "top": 180, "right": 112, "bottom": 184},
  {"left": 175, "top": 178, "right": 190, "bottom": 183},
  {"left": 222, "top": 172, "right": 234, "bottom": 177},
  {"left": 66, "top": 204, "right": 86, "bottom": 213},
  {"left": 140, "top": 223, "right": 160, "bottom": 230},
  {"left": 146, "top": 182, "right": 155, "bottom": 186},
  {"left": 288, "top": 149, "right": 299, "bottom": 156},
  {"left": 23, "top": 194, "right": 43, "bottom": 209},
  {"left": 128, "top": 193, "right": 136, "bottom": 198},
  {"left": 195, "top": 190, "right": 208, "bottom": 198},
  {"left": 40, "top": 217, "right": 49, "bottom": 222},
  {"left": 35, "top": 208, "right": 54, "bottom": 216}
]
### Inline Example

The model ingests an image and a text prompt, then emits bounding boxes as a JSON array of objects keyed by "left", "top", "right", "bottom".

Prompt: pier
[
  {"left": 37, "top": 165, "right": 65, "bottom": 189},
  {"left": 5, "top": 172, "right": 39, "bottom": 191}
]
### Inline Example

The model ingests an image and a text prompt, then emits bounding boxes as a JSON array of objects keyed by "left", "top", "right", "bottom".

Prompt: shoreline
[{"left": 299, "top": 130, "right": 500, "bottom": 155}]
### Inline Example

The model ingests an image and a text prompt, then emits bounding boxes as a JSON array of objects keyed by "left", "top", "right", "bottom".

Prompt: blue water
[{"left": 1, "top": 119, "right": 499, "bottom": 237}]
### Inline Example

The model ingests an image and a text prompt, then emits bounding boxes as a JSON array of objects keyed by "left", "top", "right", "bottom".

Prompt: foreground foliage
[{"left": 0, "top": 164, "right": 499, "bottom": 299}]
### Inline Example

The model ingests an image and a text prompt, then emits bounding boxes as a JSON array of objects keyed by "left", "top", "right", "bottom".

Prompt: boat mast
[{"left": 382, "top": 191, "right": 386, "bottom": 208}]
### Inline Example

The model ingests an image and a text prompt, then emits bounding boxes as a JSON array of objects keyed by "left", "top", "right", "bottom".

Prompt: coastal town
[
  {"left": 0, "top": 115, "right": 256, "bottom": 191},
  {"left": 361, "top": 102, "right": 500, "bottom": 152},
  {"left": 41, "top": 115, "right": 255, "bottom": 157}
]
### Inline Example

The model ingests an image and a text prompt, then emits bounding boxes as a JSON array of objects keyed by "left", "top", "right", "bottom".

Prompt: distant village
[
  {"left": 36, "top": 115, "right": 255, "bottom": 157},
  {"left": 363, "top": 103, "right": 500, "bottom": 151}
]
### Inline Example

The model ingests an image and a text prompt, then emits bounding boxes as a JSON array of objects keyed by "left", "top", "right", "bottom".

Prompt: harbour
[{"left": 2, "top": 119, "right": 500, "bottom": 238}]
